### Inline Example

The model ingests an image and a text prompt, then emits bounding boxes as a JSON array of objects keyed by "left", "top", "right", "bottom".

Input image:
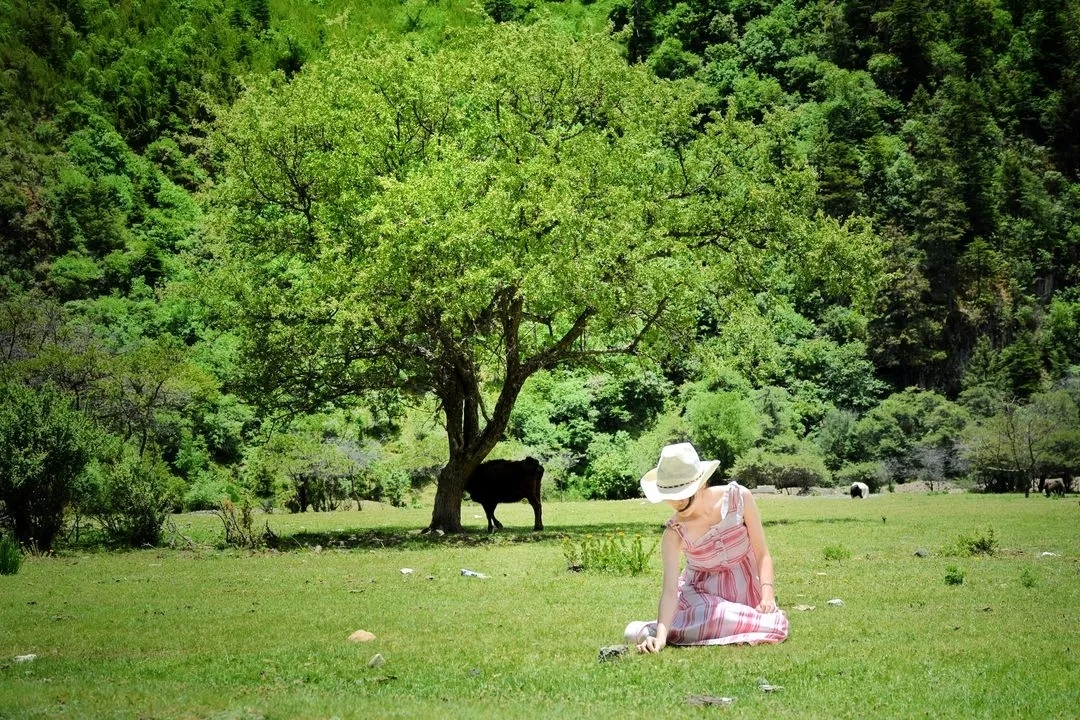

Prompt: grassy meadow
[{"left": 1, "top": 491, "right": 1077, "bottom": 719}]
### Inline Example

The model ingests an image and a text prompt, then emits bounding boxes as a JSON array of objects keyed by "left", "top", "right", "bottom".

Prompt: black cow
[{"left": 464, "top": 457, "right": 544, "bottom": 532}]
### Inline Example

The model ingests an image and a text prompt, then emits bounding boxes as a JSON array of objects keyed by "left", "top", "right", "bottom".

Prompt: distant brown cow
[
  {"left": 465, "top": 457, "right": 544, "bottom": 532},
  {"left": 1043, "top": 478, "right": 1065, "bottom": 497}
]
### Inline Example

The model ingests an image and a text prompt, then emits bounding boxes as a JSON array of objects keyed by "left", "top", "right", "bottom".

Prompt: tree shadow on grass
[
  {"left": 763, "top": 517, "right": 867, "bottom": 527},
  {"left": 265, "top": 516, "right": 873, "bottom": 552},
  {"left": 267, "top": 521, "right": 669, "bottom": 552}
]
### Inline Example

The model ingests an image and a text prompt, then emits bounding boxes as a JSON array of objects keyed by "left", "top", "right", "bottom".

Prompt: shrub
[
  {"left": 217, "top": 498, "right": 264, "bottom": 549},
  {"left": 183, "top": 467, "right": 240, "bottom": 512},
  {"left": 563, "top": 533, "right": 656, "bottom": 575},
  {"left": 577, "top": 433, "right": 638, "bottom": 500},
  {"left": 945, "top": 565, "right": 965, "bottom": 585},
  {"left": 823, "top": 544, "right": 851, "bottom": 561},
  {"left": 89, "top": 451, "right": 177, "bottom": 547},
  {"left": 949, "top": 527, "right": 997, "bottom": 557},
  {"left": 0, "top": 535, "right": 21, "bottom": 575},
  {"left": 0, "top": 382, "right": 99, "bottom": 551},
  {"left": 1019, "top": 567, "right": 1036, "bottom": 588},
  {"left": 361, "top": 467, "right": 411, "bottom": 507},
  {"left": 730, "top": 448, "right": 831, "bottom": 491},
  {"left": 686, "top": 391, "right": 760, "bottom": 474}
]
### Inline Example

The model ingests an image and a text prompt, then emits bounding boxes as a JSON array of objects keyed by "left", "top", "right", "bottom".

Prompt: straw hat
[{"left": 640, "top": 443, "right": 720, "bottom": 503}]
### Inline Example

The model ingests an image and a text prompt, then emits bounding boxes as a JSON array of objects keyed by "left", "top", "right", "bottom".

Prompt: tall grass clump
[
  {"left": 945, "top": 565, "right": 965, "bottom": 585},
  {"left": 563, "top": 533, "right": 656, "bottom": 575},
  {"left": 946, "top": 527, "right": 998, "bottom": 556},
  {"left": 823, "top": 544, "right": 852, "bottom": 561},
  {"left": 0, "top": 535, "right": 22, "bottom": 575}
]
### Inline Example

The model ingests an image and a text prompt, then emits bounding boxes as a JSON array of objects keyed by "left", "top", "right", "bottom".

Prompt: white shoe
[{"left": 624, "top": 620, "right": 657, "bottom": 644}]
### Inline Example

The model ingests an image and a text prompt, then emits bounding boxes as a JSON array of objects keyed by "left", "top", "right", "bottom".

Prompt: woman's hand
[
  {"left": 756, "top": 582, "right": 778, "bottom": 613},
  {"left": 756, "top": 597, "right": 778, "bottom": 613},
  {"left": 637, "top": 635, "right": 666, "bottom": 654}
]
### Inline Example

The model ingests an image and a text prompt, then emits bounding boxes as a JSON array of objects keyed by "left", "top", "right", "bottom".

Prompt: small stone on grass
[
  {"left": 687, "top": 695, "right": 735, "bottom": 706},
  {"left": 597, "top": 645, "right": 629, "bottom": 662}
]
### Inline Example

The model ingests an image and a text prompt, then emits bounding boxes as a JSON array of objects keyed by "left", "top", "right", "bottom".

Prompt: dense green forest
[{"left": 1, "top": 0, "right": 1077, "bottom": 542}]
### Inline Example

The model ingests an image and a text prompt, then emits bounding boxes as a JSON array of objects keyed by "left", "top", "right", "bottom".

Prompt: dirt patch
[
  {"left": 765, "top": 481, "right": 966, "bottom": 497},
  {"left": 891, "top": 481, "right": 962, "bottom": 493}
]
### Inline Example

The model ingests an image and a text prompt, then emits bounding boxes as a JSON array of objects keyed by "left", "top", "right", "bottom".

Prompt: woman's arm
[
  {"left": 638, "top": 527, "right": 681, "bottom": 653},
  {"left": 742, "top": 488, "right": 778, "bottom": 613}
]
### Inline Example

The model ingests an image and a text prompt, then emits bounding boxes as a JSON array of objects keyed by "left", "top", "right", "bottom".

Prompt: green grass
[{"left": 1, "top": 493, "right": 1078, "bottom": 719}]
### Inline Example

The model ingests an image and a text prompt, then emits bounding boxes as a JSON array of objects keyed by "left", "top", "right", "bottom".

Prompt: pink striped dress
[{"left": 666, "top": 482, "right": 789, "bottom": 646}]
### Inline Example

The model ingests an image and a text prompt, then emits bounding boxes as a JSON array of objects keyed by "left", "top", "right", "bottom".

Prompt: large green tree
[{"left": 211, "top": 22, "right": 879, "bottom": 532}]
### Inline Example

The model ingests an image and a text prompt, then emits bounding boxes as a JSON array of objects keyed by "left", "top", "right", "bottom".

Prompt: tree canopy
[{"left": 211, "top": 21, "right": 879, "bottom": 530}]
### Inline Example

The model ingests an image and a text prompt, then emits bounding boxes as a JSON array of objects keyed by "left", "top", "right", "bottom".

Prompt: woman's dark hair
[{"left": 678, "top": 493, "right": 695, "bottom": 513}]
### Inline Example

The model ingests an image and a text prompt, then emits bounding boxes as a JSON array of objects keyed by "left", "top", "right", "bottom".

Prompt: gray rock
[
  {"left": 687, "top": 695, "right": 735, "bottom": 706},
  {"left": 597, "top": 645, "right": 629, "bottom": 662}
]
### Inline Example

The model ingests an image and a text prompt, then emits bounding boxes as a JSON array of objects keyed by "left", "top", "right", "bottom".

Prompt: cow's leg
[
  {"left": 528, "top": 495, "right": 543, "bottom": 531},
  {"left": 482, "top": 504, "right": 501, "bottom": 532}
]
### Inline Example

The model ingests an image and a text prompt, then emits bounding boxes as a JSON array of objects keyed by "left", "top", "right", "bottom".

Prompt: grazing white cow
[{"left": 849, "top": 481, "right": 870, "bottom": 499}]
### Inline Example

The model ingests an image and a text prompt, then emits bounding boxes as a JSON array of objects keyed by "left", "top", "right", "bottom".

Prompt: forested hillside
[{"left": 1, "top": 0, "right": 1077, "bottom": 543}]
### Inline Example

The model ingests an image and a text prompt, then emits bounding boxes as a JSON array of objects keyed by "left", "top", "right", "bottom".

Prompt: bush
[
  {"left": 0, "top": 535, "right": 21, "bottom": 575},
  {"left": 577, "top": 433, "right": 638, "bottom": 500},
  {"left": 955, "top": 527, "right": 997, "bottom": 556},
  {"left": 89, "top": 451, "right": 177, "bottom": 547},
  {"left": 183, "top": 467, "right": 240, "bottom": 512},
  {"left": 361, "top": 467, "right": 411, "bottom": 507},
  {"left": 730, "top": 448, "right": 831, "bottom": 492},
  {"left": 941, "top": 527, "right": 998, "bottom": 557},
  {"left": 945, "top": 565, "right": 965, "bottom": 585},
  {"left": 823, "top": 544, "right": 851, "bottom": 561},
  {"left": 685, "top": 391, "right": 761, "bottom": 474},
  {"left": 217, "top": 498, "right": 264, "bottom": 549},
  {"left": 0, "top": 382, "right": 98, "bottom": 551}
]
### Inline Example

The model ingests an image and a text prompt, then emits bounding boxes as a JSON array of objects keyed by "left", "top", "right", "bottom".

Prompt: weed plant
[
  {"left": 822, "top": 544, "right": 851, "bottom": 561},
  {"left": 944, "top": 564, "right": 965, "bottom": 585},
  {"left": 945, "top": 526, "right": 998, "bottom": 556},
  {"left": 0, "top": 535, "right": 20, "bottom": 575},
  {"left": 216, "top": 498, "right": 263, "bottom": 549},
  {"left": 562, "top": 532, "right": 656, "bottom": 575}
]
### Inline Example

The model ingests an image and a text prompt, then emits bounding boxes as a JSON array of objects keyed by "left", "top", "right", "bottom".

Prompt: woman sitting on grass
[{"left": 628, "top": 443, "right": 789, "bottom": 653}]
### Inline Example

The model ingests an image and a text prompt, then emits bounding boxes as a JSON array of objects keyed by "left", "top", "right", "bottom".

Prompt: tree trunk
[
  {"left": 426, "top": 374, "right": 520, "bottom": 532},
  {"left": 428, "top": 462, "right": 467, "bottom": 533}
]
